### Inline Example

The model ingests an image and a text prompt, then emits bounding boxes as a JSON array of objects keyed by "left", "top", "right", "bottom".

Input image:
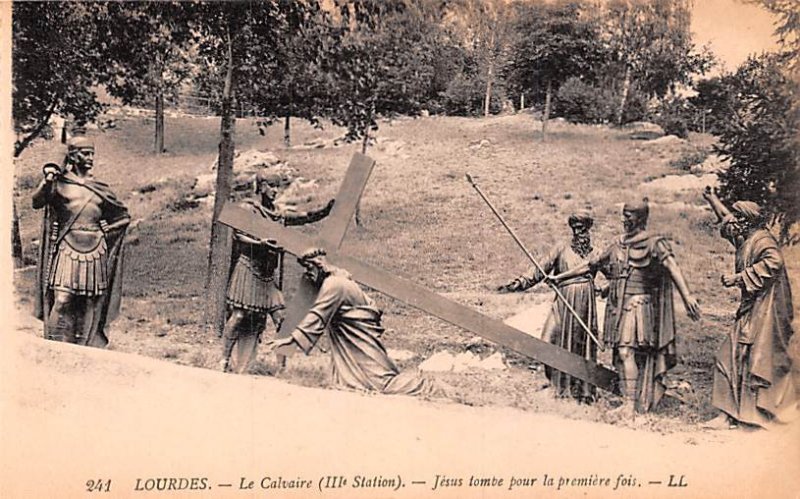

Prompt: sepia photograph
[{"left": 2, "top": 0, "right": 799, "bottom": 497}]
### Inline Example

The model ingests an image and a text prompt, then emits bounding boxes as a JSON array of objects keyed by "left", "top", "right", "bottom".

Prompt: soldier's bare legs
[
  {"left": 47, "top": 290, "right": 77, "bottom": 342},
  {"left": 221, "top": 309, "right": 247, "bottom": 372},
  {"left": 614, "top": 346, "right": 638, "bottom": 417}
]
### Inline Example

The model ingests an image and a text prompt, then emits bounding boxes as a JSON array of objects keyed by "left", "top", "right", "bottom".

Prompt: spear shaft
[{"left": 465, "top": 173, "right": 604, "bottom": 351}]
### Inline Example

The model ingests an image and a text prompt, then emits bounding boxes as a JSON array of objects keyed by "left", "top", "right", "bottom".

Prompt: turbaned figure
[
  {"left": 703, "top": 187, "right": 797, "bottom": 429},
  {"left": 498, "top": 209, "right": 600, "bottom": 402}
]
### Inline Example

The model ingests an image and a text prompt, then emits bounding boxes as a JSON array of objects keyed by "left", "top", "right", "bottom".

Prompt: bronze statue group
[{"left": 32, "top": 137, "right": 797, "bottom": 431}]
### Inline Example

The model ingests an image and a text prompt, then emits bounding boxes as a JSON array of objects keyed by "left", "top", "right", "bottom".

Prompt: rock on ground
[
  {"left": 638, "top": 135, "right": 686, "bottom": 147},
  {"left": 504, "top": 298, "right": 607, "bottom": 339},
  {"left": 419, "top": 350, "right": 507, "bottom": 373},
  {"left": 642, "top": 173, "right": 718, "bottom": 194}
]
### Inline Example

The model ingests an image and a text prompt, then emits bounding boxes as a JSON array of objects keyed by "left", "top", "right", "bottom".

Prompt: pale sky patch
[{"left": 691, "top": 0, "right": 780, "bottom": 72}]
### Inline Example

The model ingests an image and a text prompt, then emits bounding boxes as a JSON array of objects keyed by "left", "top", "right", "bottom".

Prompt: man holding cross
[
  {"left": 266, "top": 248, "right": 437, "bottom": 395},
  {"left": 220, "top": 171, "right": 334, "bottom": 374},
  {"left": 220, "top": 156, "right": 619, "bottom": 398}
]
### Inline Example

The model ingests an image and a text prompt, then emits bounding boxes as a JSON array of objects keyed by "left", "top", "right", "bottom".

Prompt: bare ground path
[{"left": 2, "top": 326, "right": 798, "bottom": 499}]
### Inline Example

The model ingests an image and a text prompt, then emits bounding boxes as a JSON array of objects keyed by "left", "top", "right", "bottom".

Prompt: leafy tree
[
  {"left": 327, "top": 0, "right": 444, "bottom": 151},
  {"left": 101, "top": 2, "right": 196, "bottom": 153},
  {"left": 506, "top": 0, "right": 605, "bottom": 137},
  {"left": 603, "top": 0, "right": 712, "bottom": 125},
  {"left": 193, "top": 1, "right": 289, "bottom": 334},
  {"left": 712, "top": 53, "right": 799, "bottom": 243},
  {"left": 689, "top": 76, "right": 735, "bottom": 134},
  {"left": 745, "top": 0, "right": 800, "bottom": 69},
  {"left": 12, "top": 1, "right": 110, "bottom": 267},
  {"left": 204, "top": 1, "right": 336, "bottom": 147},
  {"left": 443, "top": 0, "right": 514, "bottom": 117},
  {"left": 12, "top": 1, "right": 108, "bottom": 157}
]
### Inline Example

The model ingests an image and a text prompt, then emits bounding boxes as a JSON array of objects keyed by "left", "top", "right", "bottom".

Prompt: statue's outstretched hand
[
  {"left": 721, "top": 273, "right": 741, "bottom": 288},
  {"left": 264, "top": 336, "right": 294, "bottom": 353},
  {"left": 684, "top": 296, "right": 701, "bottom": 321},
  {"left": 497, "top": 279, "right": 521, "bottom": 293}
]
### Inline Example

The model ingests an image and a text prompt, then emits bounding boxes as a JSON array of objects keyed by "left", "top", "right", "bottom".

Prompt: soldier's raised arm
[
  {"left": 32, "top": 163, "right": 61, "bottom": 209},
  {"left": 283, "top": 199, "right": 335, "bottom": 226}
]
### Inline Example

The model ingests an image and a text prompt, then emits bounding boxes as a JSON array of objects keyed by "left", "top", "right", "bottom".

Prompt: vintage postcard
[{"left": 2, "top": 1, "right": 798, "bottom": 497}]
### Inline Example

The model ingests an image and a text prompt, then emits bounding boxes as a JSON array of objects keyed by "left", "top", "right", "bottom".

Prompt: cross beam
[
  {"left": 218, "top": 204, "right": 619, "bottom": 393},
  {"left": 277, "top": 153, "right": 375, "bottom": 357}
]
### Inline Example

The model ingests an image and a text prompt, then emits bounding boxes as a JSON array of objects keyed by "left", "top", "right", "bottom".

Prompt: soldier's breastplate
[
  {"left": 623, "top": 244, "right": 657, "bottom": 295},
  {"left": 64, "top": 229, "right": 104, "bottom": 253},
  {"left": 56, "top": 184, "right": 105, "bottom": 252},
  {"left": 238, "top": 243, "right": 279, "bottom": 277}
]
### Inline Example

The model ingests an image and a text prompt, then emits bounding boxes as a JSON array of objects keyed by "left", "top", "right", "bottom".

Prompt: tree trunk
[
  {"left": 616, "top": 66, "right": 631, "bottom": 127},
  {"left": 154, "top": 89, "right": 165, "bottom": 154},
  {"left": 12, "top": 201, "right": 24, "bottom": 268},
  {"left": 204, "top": 29, "right": 236, "bottom": 336},
  {"left": 10, "top": 100, "right": 56, "bottom": 270},
  {"left": 354, "top": 127, "right": 370, "bottom": 228},
  {"left": 542, "top": 79, "right": 552, "bottom": 140},
  {"left": 284, "top": 115, "right": 291, "bottom": 147},
  {"left": 483, "top": 60, "right": 494, "bottom": 117},
  {"left": 520, "top": 94, "right": 525, "bottom": 111}
]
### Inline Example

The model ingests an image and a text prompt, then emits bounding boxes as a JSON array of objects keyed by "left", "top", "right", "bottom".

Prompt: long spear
[{"left": 465, "top": 173, "right": 604, "bottom": 351}]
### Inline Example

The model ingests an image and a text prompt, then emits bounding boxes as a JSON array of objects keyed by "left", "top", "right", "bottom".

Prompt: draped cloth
[
  {"left": 34, "top": 172, "right": 128, "bottom": 348},
  {"left": 712, "top": 224, "right": 797, "bottom": 427},
  {"left": 291, "top": 271, "right": 436, "bottom": 395},
  {"left": 516, "top": 244, "right": 599, "bottom": 401}
]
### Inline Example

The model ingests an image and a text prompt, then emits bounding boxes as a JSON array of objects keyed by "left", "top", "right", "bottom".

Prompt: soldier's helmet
[
  {"left": 67, "top": 135, "right": 95, "bottom": 152},
  {"left": 623, "top": 197, "right": 649, "bottom": 222}
]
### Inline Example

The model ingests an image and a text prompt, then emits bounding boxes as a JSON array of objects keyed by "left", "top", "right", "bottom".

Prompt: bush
[
  {"left": 442, "top": 72, "right": 506, "bottom": 116},
  {"left": 669, "top": 146, "right": 709, "bottom": 171},
  {"left": 653, "top": 96, "right": 692, "bottom": 139},
  {"left": 554, "top": 78, "right": 612, "bottom": 124},
  {"left": 713, "top": 53, "right": 800, "bottom": 243},
  {"left": 553, "top": 77, "right": 648, "bottom": 124}
]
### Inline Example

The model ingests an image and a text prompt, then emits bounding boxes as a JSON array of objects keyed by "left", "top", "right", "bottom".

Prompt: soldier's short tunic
[
  {"left": 226, "top": 244, "right": 283, "bottom": 315},
  {"left": 49, "top": 225, "right": 109, "bottom": 296}
]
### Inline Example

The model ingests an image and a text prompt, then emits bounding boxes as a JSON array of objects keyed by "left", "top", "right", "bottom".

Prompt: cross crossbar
[{"left": 218, "top": 204, "right": 619, "bottom": 392}]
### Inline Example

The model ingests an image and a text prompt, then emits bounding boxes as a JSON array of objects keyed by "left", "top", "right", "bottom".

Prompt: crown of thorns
[{"left": 298, "top": 247, "right": 327, "bottom": 264}]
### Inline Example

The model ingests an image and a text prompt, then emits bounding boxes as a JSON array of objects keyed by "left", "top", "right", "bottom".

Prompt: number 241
[{"left": 86, "top": 479, "right": 111, "bottom": 492}]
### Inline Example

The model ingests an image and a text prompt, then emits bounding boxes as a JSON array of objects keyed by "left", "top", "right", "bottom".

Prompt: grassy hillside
[{"left": 13, "top": 112, "right": 800, "bottom": 431}]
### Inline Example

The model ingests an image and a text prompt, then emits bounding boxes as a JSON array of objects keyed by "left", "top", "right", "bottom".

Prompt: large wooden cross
[{"left": 218, "top": 153, "right": 618, "bottom": 392}]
